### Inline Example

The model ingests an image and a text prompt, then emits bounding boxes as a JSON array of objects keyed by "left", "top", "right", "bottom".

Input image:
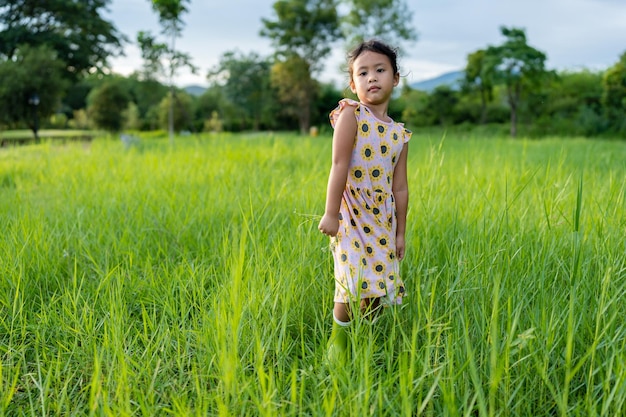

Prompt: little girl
[{"left": 318, "top": 40, "right": 411, "bottom": 362}]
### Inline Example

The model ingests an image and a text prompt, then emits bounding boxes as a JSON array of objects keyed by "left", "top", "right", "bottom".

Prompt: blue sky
[{"left": 106, "top": 0, "right": 626, "bottom": 87}]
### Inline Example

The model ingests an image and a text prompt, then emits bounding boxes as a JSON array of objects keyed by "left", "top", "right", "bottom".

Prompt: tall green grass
[{"left": 1, "top": 133, "right": 625, "bottom": 415}]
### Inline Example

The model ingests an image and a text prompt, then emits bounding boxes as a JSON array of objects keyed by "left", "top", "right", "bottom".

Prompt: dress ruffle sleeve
[
  {"left": 329, "top": 98, "right": 360, "bottom": 128},
  {"left": 399, "top": 123, "right": 412, "bottom": 144}
]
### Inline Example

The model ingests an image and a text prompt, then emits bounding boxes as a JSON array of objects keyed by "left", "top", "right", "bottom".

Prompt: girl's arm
[
  {"left": 392, "top": 143, "right": 409, "bottom": 260},
  {"left": 318, "top": 106, "right": 357, "bottom": 237}
]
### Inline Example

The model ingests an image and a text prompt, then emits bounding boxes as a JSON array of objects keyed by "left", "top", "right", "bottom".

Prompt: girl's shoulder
[{"left": 329, "top": 99, "right": 361, "bottom": 128}]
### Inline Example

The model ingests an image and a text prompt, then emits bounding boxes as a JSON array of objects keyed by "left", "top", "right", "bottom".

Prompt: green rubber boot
[{"left": 326, "top": 317, "right": 350, "bottom": 365}]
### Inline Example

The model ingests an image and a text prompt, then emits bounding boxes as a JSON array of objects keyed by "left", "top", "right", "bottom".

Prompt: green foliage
[
  {"left": 261, "top": 0, "right": 341, "bottom": 74},
  {"left": 62, "top": 79, "right": 97, "bottom": 117},
  {"left": 48, "top": 113, "right": 68, "bottom": 129},
  {"left": 207, "top": 51, "right": 277, "bottom": 131},
  {"left": 260, "top": 0, "right": 418, "bottom": 133},
  {"left": 261, "top": 0, "right": 342, "bottom": 133},
  {"left": 548, "top": 71, "right": 604, "bottom": 117},
  {"left": 136, "top": 29, "right": 196, "bottom": 84},
  {"left": 195, "top": 86, "right": 229, "bottom": 129},
  {"left": 204, "top": 111, "right": 223, "bottom": 133},
  {"left": 483, "top": 26, "right": 549, "bottom": 137},
  {"left": 157, "top": 91, "right": 194, "bottom": 132},
  {"left": 122, "top": 102, "right": 142, "bottom": 131},
  {"left": 151, "top": 0, "right": 190, "bottom": 36},
  {"left": 602, "top": 51, "right": 626, "bottom": 133},
  {"left": 87, "top": 79, "right": 131, "bottom": 132},
  {"left": 69, "top": 109, "right": 91, "bottom": 130},
  {"left": 427, "top": 86, "right": 459, "bottom": 126},
  {"left": 271, "top": 55, "right": 319, "bottom": 133},
  {"left": 463, "top": 49, "right": 493, "bottom": 123},
  {"left": 145, "top": 0, "right": 195, "bottom": 141},
  {"left": 0, "top": 0, "right": 125, "bottom": 79},
  {"left": 124, "top": 75, "right": 170, "bottom": 125},
  {"left": 311, "top": 82, "right": 345, "bottom": 130},
  {"left": 397, "top": 87, "right": 432, "bottom": 127},
  {"left": 3, "top": 2, "right": 622, "bottom": 139},
  {"left": 530, "top": 70, "right": 606, "bottom": 136},
  {"left": 0, "top": 44, "right": 68, "bottom": 131},
  {"left": 136, "top": 30, "right": 169, "bottom": 79},
  {"left": 341, "top": 0, "right": 417, "bottom": 52}
]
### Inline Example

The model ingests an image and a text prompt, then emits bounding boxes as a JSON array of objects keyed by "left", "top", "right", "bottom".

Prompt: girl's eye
[
  {"left": 377, "top": 68, "right": 385, "bottom": 73},
  {"left": 359, "top": 71, "right": 367, "bottom": 76}
]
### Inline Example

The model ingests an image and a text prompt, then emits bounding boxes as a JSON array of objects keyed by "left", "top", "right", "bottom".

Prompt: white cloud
[{"left": 107, "top": 0, "right": 626, "bottom": 86}]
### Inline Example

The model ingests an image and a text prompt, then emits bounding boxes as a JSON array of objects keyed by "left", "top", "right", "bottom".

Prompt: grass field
[{"left": 1, "top": 133, "right": 625, "bottom": 416}]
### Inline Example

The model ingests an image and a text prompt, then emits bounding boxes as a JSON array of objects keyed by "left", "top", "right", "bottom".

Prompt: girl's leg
[
  {"left": 333, "top": 302, "right": 351, "bottom": 323},
  {"left": 327, "top": 302, "right": 351, "bottom": 364},
  {"left": 360, "top": 297, "right": 382, "bottom": 320},
  {"left": 327, "top": 298, "right": 383, "bottom": 365}
]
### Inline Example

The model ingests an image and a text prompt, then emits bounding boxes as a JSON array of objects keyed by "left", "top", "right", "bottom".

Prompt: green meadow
[{"left": 1, "top": 133, "right": 625, "bottom": 416}]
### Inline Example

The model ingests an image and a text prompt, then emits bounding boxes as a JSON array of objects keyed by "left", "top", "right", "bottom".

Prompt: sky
[{"left": 106, "top": 0, "right": 626, "bottom": 88}]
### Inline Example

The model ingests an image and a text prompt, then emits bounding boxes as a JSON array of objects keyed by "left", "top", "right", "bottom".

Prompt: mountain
[
  {"left": 409, "top": 70, "right": 464, "bottom": 92},
  {"left": 184, "top": 85, "right": 207, "bottom": 96}
]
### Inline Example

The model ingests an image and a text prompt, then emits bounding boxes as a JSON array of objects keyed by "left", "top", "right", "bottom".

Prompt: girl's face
[{"left": 349, "top": 51, "right": 399, "bottom": 107}]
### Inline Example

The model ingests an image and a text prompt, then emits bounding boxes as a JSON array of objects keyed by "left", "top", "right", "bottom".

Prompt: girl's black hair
[{"left": 347, "top": 40, "right": 399, "bottom": 78}]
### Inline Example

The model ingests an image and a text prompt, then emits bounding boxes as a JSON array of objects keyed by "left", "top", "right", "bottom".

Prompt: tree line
[{"left": 1, "top": 0, "right": 625, "bottom": 139}]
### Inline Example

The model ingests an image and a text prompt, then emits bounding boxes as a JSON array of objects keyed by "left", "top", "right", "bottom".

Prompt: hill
[
  {"left": 184, "top": 85, "right": 207, "bottom": 96},
  {"left": 409, "top": 70, "right": 464, "bottom": 92}
]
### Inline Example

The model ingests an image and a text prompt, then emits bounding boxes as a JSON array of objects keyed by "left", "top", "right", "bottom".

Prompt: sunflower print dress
[{"left": 329, "top": 99, "right": 412, "bottom": 305}]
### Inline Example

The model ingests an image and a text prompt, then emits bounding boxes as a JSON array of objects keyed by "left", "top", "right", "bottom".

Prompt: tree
[
  {"left": 207, "top": 51, "right": 275, "bottom": 131},
  {"left": 146, "top": 0, "right": 196, "bottom": 142},
  {"left": 262, "top": 0, "right": 340, "bottom": 73},
  {"left": 87, "top": 79, "right": 131, "bottom": 132},
  {"left": 602, "top": 51, "right": 626, "bottom": 134},
  {"left": 528, "top": 70, "right": 605, "bottom": 136},
  {"left": 397, "top": 87, "right": 433, "bottom": 127},
  {"left": 261, "top": 0, "right": 341, "bottom": 133},
  {"left": 63, "top": 79, "right": 99, "bottom": 119},
  {"left": 311, "top": 82, "right": 344, "bottom": 128},
  {"left": 195, "top": 86, "right": 243, "bottom": 132},
  {"left": 484, "top": 27, "right": 548, "bottom": 137},
  {"left": 0, "top": 0, "right": 126, "bottom": 79},
  {"left": 136, "top": 31, "right": 169, "bottom": 80},
  {"left": 270, "top": 55, "right": 318, "bottom": 133},
  {"left": 122, "top": 102, "right": 142, "bottom": 131},
  {"left": 428, "top": 86, "right": 459, "bottom": 126},
  {"left": 123, "top": 74, "right": 169, "bottom": 129},
  {"left": 464, "top": 49, "right": 493, "bottom": 124},
  {"left": 341, "top": 0, "right": 417, "bottom": 52},
  {"left": 0, "top": 45, "right": 68, "bottom": 138},
  {"left": 157, "top": 91, "right": 194, "bottom": 133}
]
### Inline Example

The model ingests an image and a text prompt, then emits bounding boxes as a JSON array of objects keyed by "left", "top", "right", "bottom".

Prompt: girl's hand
[
  {"left": 318, "top": 214, "right": 339, "bottom": 237},
  {"left": 396, "top": 235, "right": 406, "bottom": 261}
]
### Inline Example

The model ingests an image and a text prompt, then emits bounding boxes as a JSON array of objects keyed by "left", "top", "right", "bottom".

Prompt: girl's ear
[
  {"left": 393, "top": 72, "right": 400, "bottom": 87},
  {"left": 349, "top": 80, "right": 356, "bottom": 94}
]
